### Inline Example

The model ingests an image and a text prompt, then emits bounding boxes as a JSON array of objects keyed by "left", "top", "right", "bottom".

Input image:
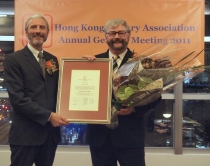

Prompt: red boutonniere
[{"left": 45, "top": 59, "right": 58, "bottom": 74}]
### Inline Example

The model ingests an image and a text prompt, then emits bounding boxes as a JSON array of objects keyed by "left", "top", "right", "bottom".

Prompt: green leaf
[
  {"left": 138, "top": 77, "right": 153, "bottom": 89},
  {"left": 140, "top": 77, "right": 153, "bottom": 83},
  {"left": 116, "top": 85, "right": 129, "bottom": 100},
  {"left": 116, "top": 84, "right": 138, "bottom": 100},
  {"left": 138, "top": 81, "right": 148, "bottom": 90},
  {"left": 124, "top": 87, "right": 134, "bottom": 98},
  {"left": 128, "top": 84, "right": 139, "bottom": 91}
]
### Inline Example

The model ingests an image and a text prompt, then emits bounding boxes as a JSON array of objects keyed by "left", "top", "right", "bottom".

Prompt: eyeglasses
[{"left": 106, "top": 31, "right": 127, "bottom": 37}]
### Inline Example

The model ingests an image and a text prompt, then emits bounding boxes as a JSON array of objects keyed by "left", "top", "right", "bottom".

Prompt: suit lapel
[
  {"left": 119, "top": 48, "right": 133, "bottom": 68},
  {"left": 43, "top": 52, "right": 53, "bottom": 81},
  {"left": 44, "top": 52, "right": 52, "bottom": 62},
  {"left": 99, "top": 50, "right": 109, "bottom": 58},
  {"left": 23, "top": 46, "right": 45, "bottom": 79}
]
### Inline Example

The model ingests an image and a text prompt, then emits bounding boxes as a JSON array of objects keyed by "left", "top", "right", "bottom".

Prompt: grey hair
[
  {"left": 104, "top": 18, "right": 131, "bottom": 34},
  {"left": 25, "top": 14, "right": 49, "bottom": 32}
]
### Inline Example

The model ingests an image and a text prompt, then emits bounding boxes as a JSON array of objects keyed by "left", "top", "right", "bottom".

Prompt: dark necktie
[
  {"left": 38, "top": 51, "right": 46, "bottom": 77},
  {"left": 113, "top": 55, "right": 119, "bottom": 72}
]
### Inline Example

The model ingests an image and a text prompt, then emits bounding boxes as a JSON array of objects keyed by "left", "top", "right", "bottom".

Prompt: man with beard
[
  {"left": 4, "top": 14, "right": 68, "bottom": 166},
  {"left": 84, "top": 19, "right": 161, "bottom": 166}
]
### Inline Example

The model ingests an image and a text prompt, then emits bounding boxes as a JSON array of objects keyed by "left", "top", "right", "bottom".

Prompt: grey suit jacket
[{"left": 4, "top": 46, "right": 61, "bottom": 146}]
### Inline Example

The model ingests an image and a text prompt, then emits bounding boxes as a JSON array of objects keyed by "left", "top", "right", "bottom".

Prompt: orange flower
[
  {"left": 46, "top": 60, "right": 53, "bottom": 68},
  {"left": 45, "top": 59, "right": 58, "bottom": 74}
]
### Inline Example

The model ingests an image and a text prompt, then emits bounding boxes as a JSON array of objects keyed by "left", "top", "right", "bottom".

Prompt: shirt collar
[
  {"left": 27, "top": 43, "right": 43, "bottom": 60},
  {"left": 109, "top": 49, "right": 128, "bottom": 60}
]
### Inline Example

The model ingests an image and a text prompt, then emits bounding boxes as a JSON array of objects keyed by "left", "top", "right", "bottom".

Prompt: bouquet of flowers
[{"left": 107, "top": 43, "right": 206, "bottom": 129}]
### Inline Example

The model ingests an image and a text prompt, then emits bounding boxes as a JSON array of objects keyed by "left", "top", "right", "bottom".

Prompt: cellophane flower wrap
[{"left": 106, "top": 43, "right": 205, "bottom": 129}]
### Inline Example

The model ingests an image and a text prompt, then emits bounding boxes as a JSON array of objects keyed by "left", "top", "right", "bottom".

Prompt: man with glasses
[{"left": 84, "top": 18, "right": 161, "bottom": 166}]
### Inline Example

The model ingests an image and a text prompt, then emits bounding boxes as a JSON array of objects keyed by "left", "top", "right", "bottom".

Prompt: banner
[{"left": 14, "top": 0, "right": 204, "bottom": 63}]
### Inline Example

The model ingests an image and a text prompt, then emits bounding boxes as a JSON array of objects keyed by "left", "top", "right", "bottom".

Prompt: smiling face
[
  {"left": 25, "top": 18, "right": 49, "bottom": 51},
  {"left": 105, "top": 24, "right": 130, "bottom": 55}
]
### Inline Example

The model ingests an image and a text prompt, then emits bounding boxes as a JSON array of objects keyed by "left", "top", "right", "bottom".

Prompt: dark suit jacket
[
  {"left": 4, "top": 46, "right": 61, "bottom": 146},
  {"left": 87, "top": 48, "right": 161, "bottom": 148}
]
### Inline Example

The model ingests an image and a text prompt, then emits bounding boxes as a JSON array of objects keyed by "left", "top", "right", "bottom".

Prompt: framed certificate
[{"left": 56, "top": 58, "right": 112, "bottom": 124}]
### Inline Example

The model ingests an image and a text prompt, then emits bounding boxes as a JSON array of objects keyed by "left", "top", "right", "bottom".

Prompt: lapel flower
[
  {"left": 45, "top": 59, "right": 58, "bottom": 74},
  {"left": 128, "top": 50, "right": 139, "bottom": 61}
]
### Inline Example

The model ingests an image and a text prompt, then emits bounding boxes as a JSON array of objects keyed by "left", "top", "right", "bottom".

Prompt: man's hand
[
  {"left": 49, "top": 112, "right": 69, "bottom": 127},
  {"left": 82, "top": 55, "right": 96, "bottom": 61},
  {"left": 117, "top": 106, "right": 135, "bottom": 116}
]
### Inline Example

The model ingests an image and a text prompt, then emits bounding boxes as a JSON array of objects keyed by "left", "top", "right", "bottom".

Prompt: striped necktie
[
  {"left": 38, "top": 51, "right": 46, "bottom": 77},
  {"left": 113, "top": 55, "right": 119, "bottom": 72}
]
